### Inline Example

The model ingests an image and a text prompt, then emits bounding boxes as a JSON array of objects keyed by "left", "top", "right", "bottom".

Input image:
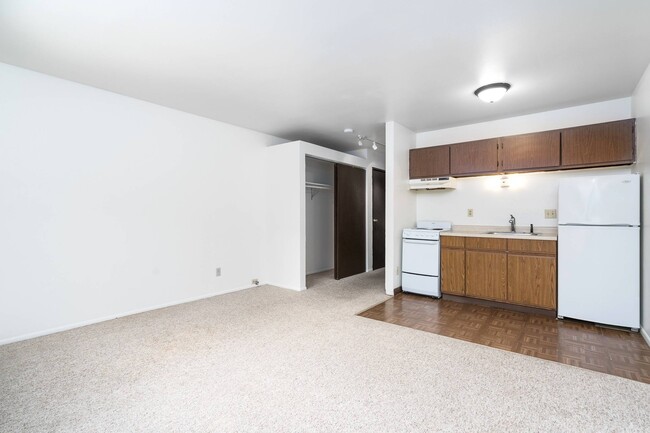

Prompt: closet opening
[{"left": 305, "top": 157, "right": 335, "bottom": 288}]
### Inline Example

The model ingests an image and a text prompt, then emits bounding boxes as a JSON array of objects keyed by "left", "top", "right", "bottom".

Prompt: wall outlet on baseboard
[
  {"left": 252, "top": 278, "right": 259, "bottom": 286},
  {"left": 544, "top": 209, "right": 557, "bottom": 219},
  {"left": 467, "top": 208, "right": 474, "bottom": 217},
  {"left": 216, "top": 267, "right": 221, "bottom": 277}
]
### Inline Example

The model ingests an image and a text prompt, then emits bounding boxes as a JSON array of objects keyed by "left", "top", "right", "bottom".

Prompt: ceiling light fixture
[
  {"left": 372, "top": 141, "right": 378, "bottom": 150},
  {"left": 344, "top": 128, "right": 354, "bottom": 133},
  {"left": 474, "top": 82, "right": 511, "bottom": 103}
]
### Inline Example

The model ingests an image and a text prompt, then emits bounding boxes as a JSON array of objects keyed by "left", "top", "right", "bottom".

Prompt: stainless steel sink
[{"left": 485, "top": 231, "right": 540, "bottom": 236}]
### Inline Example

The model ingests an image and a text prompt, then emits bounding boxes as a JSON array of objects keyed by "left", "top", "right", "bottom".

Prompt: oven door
[{"left": 401, "top": 238, "right": 440, "bottom": 276}]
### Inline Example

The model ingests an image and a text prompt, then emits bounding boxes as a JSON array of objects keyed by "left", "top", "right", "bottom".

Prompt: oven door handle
[{"left": 403, "top": 239, "right": 439, "bottom": 245}]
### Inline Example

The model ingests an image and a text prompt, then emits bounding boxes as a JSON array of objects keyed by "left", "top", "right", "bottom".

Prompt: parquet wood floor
[{"left": 358, "top": 293, "right": 650, "bottom": 384}]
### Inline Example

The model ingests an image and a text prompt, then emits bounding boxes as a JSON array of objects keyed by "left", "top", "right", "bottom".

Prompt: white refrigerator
[{"left": 557, "top": 173, "right": 640, "bottom": 329}]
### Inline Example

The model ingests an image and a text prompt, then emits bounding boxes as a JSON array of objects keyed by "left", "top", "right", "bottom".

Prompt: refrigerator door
[
  {"left": 558, "top": 225, "right": 640, "bottom": 328},
  {"left": 558, "top": 174, "right": 640, "bottom": 226}
]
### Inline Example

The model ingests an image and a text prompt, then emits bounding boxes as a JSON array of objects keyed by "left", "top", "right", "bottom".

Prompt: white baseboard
[
  {"left": 641, "top": 327, "right": 650, "bottom": 347},
  {"left": 0, "top": 284, "right": 257, "bottom": 346}
]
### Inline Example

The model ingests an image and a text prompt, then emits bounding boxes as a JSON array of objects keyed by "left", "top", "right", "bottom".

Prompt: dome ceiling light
[{"left": 474, "top": 82, "right": 511, "bottom": 103}]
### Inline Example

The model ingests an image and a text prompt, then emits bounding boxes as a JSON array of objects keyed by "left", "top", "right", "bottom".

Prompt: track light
[{"left": 350, "top": 133, "right": 384, "bottom": 150}]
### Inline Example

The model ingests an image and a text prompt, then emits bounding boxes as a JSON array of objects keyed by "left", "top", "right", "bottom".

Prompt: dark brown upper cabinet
[
  {"left": 408, "top": 119, "right": 635, "bottom": 180},
  {"left": 561, "top": 119, "right": 635, "bottom": 168},
  {"left": 449, "top": 138, "right": 499, "bottom": 176},
  {"left": 500, "top": 131, "right": 560, "bottom": 172},
  {"left": 409, "top": 145, "right": 450, "bottom": 178}
]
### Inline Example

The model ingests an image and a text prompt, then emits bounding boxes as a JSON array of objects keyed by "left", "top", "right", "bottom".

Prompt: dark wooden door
[
  {"left": 500, "top": 131, "right": 560, "bottom": 172},
  {"left": 335, "top": 164, "right": 366, "bottom": 280},
  {"left": 561, "top": 119, "right": 635, "bottom": 168},
  {"left": 372, "top": 168, "right": 385, "bottom": 270},
  {"left": 409, "top": 146, "right": 450, "bottom": 179},
  {"left": 450, "top": 138, "right": 499, "bottom": 176}
]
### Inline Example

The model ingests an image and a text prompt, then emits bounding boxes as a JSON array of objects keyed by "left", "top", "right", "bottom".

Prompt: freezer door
[
  {"left": 401, "top": 239, "right": 439, "bottom": 276},
  {"left": 558, "top": 174, "right": 640, "bottom": 225},
  {"left": 558, "top": 225, "right": 640, "bottom": 328}
]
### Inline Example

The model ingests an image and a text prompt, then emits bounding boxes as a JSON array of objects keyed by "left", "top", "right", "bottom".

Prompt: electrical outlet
[
  {"left": 396, "top": 266, "right": 400, "bottom": 275},
  {"left": 252, "top": 278, "right": 259, "bottom": 286},
  {"left": 216, "top": 267, "right": 221, "bottom": 277},
  {"left": 544, "top": 209, "right": 557, "bottom": 219},
  {"left": 467, "top": 208, "right": 474, "bottom": 217}
]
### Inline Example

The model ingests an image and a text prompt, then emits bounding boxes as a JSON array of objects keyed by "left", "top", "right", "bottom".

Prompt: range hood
[{"left": 409, "top": 177, "right": 457, "bottom": 190}]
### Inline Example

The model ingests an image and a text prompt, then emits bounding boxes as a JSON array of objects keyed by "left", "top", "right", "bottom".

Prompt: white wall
[
  {"left": 417, "top": 98, "right": 632, "bottom": 147},
  {"left": 0, "top": 63, "right": 286, "bottom": 344},
  {"left": 262, "top": 143, "right": 303, "bottom": 290},
  {"left": 632, "top": 62, "right": 650, "bottom": 341},
  {"left": 305, "top": 158, "right": 334, "bottom": 275},
  {"left": 385, "top": 122, "right": 417, "bottom": 295},
  {"left": 417, "top": 167, "right": 632, "bottom": 228},
  {"left": 263, "top": 141, "right": 384, "bottom": 291},
  {"left": 415, "top": 99, "right": 634, "bottom": 228}
]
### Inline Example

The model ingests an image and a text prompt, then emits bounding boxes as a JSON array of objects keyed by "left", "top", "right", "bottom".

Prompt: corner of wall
[
  {"left": 632, "top": 61, "right": 650, "bottom": 339},
  {"left": 384, "top": 121, "right": 417, "bottom": 295}
]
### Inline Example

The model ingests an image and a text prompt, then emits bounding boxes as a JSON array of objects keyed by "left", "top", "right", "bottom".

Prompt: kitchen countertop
[{"left": 441, "top": 225, "right": 558, "bottom": 241}]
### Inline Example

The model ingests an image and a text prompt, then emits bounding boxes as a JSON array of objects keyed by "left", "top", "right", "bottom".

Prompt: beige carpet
[{"left": 1, "top": 269, "right": 649, "bottom": 432}]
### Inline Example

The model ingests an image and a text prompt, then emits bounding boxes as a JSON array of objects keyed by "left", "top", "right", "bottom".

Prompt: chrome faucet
[{"left": 509, "top": 214, "right": 516, "bottom": 232}]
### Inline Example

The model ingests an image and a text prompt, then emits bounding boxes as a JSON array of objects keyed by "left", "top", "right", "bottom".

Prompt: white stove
[{"left": 401, "top": 221, "right": 451, "bottom": 297}]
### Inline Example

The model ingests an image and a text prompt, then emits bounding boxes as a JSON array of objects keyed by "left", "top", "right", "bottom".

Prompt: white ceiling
[{"left": 2, "top": 0, "right": 650, "bottom": 151}]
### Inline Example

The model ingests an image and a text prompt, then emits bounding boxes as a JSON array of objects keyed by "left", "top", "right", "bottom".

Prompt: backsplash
[{"left": 415, "top": 166, "right": 633, "bottom": 227}]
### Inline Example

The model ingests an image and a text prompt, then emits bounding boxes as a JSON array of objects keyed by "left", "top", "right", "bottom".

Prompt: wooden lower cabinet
[
  {"left": 441, "top": 248, "right": 465, "bottom": 295},
  {"left": 465, "top": 250, "right": 507, "bottom": 302},
  {"left": 440, "top": 235, "right": 557, "bottom": 310},
  {"left": 507, "top": 254, "right": 557, "bottom": 309}
]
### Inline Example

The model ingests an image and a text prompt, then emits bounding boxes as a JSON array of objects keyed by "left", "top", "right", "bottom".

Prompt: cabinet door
[
  {"left": 441, "top": 248, "right": 465, "bottom": 295},
  {"left": 500, "top": 131, "right": 560, "bottom": 172},
  {"left": 409, "top": 146, "right": 450, "bottom": 179},
  {"left": 507, "top": 254, "right": 557, "bottom": 309},
  {"left": 465, "top": 251, "right": 507, "bottom": 301},
  {"left": 450, "top": 139, "right": 499, "bottom": 176},
  {"left": 561, "top": 119, "right": 635, "bottom": 168}
]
